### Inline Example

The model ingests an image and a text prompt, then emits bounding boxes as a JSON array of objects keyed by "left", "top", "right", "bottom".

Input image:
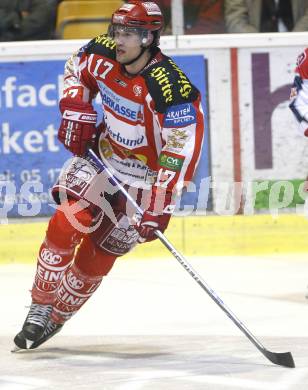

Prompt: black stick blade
[{"left": 262, "top": 349, "right": 295, "bottom": 368}]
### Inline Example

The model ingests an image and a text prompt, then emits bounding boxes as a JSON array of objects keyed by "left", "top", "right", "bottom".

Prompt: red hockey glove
[
  {"left": 58, "top": 97, "right": 97, "bottom": 156},
  {"left": 135, "top": 187, "right": 175, "bottom": 243}
]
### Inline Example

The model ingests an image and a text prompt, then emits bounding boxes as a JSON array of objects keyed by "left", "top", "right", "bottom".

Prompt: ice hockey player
[
  {"left": 13, "top": 0, "right": 204, "bottom": 350},
  {"left": 289, "top": 48, "right": 308, "bottom": 137},
  {"left": 289, "top": 47, "right": 308, "bottom": 298}
]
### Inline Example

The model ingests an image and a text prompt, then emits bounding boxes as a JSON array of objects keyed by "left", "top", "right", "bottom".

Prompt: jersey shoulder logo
[
  {"left": 85, "top": 34, "right": 116, "bottom": 60},
  {"left": 142, "top": 53, "right": 199, "bottom": 113}
]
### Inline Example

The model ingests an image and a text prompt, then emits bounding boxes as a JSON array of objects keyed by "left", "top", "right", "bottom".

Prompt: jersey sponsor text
[{"left": 164, "top": 103, "right": 196, "bottom": 127}]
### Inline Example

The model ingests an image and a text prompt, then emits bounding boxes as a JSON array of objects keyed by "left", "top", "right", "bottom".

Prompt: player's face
[{"left": 113, "top": 27, "right": 143, "bottom": 64}]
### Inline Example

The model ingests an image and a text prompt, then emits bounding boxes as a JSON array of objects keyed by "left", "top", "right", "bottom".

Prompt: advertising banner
[
  {"left": 237, "top": 46, "right": 307, "bottom": 213},
  {"left": 0, "top": 60, "right": 66, "bottom": 218},
  {"left": 203, "top": 45, "right": 307, "bottom": 215}
]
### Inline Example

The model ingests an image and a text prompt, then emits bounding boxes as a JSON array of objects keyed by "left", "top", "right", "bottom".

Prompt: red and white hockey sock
[
  {"left": 31, "top": 200, "right": 93, "bottom": 304},
  {"left": 31, "top": 239, "right": 75, "bottom": 304},
  {"left": 51, "top": 263, "right": 103, "bottom": 324}
]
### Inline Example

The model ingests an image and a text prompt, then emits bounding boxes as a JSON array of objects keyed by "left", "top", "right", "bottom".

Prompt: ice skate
[
  {"left": 13, "top": 303, "right": 52, "bottom": 349},
  {"left": 13, "top": 319, "right": 63, "bottom": 351}
]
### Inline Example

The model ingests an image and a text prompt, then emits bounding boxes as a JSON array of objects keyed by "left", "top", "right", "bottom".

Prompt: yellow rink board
[{"left": 1, "top": 214, "right": 308, "bottom": 264}]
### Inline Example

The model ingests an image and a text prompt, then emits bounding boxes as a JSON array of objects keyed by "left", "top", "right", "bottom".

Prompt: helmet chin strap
[{"left": 122, "top": 45, "right": 148, "bottom": 66}]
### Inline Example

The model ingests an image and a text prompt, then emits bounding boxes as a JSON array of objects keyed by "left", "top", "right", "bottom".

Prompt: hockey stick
[{"left": 87, "top": 148, "right": 295, "bottom": 368}]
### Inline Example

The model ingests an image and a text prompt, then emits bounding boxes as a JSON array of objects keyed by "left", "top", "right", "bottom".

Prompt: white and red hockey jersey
[
  {"left": 289, "top": 48, "right": 308, "bottom": 137},
  {"left": 62, "top": 35, "right": 205, "bottom": 194}
]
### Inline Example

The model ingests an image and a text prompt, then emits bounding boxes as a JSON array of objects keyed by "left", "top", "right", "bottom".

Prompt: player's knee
[
  {"left": 74, "top": 237, "right": 117, "bottom": 277},
  {"left": 46, "top": 199, "right": 93, "bottom": 248}
]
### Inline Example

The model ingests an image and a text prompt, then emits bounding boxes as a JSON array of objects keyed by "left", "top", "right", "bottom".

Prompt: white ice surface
[{"left": 1, "top": 255, "right": 308, "bottom": 389}]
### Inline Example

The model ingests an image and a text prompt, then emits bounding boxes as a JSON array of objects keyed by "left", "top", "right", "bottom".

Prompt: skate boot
[
  {"left": 30, "top": 319, "right": 63, "bottom": 349},
  {"left": 13, "top": 303, "right": 52, "bottom": 349}
]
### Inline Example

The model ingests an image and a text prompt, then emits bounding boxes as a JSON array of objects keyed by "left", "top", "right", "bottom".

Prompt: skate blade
[
  {"left": 11, "top": 345, "right": 23, "bottom": 353},
  {"left": 11, "top": 338, "right": 35, "bottom": 352}
]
